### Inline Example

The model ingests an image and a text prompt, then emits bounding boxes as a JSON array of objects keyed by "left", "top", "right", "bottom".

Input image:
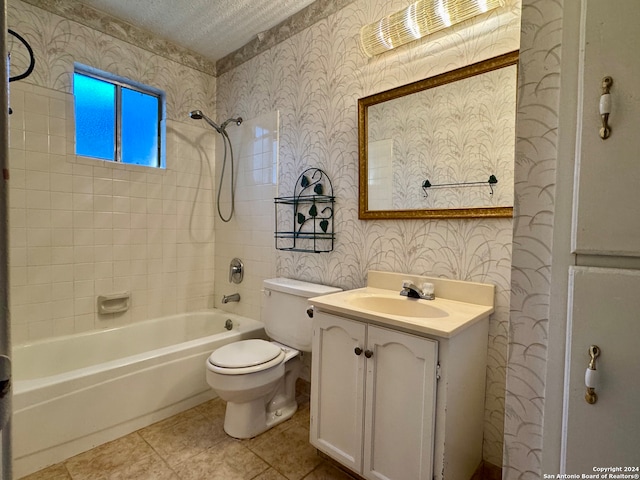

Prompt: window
[{"left": 74, "top": 64, "right": 165, "bottom": 168}]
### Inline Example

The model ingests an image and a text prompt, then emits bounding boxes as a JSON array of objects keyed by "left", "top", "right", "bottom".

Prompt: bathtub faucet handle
[{"left": 229, "top": 258, "right": 244, "bottom": 284}]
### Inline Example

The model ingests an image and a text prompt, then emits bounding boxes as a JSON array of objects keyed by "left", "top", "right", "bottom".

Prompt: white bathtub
[{"left": 12, "top": 310, "right": 266, "bottom": 478}]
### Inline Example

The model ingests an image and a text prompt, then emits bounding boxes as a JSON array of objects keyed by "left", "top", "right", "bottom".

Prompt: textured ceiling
[{"left": 80, "top": 0, "right": 317, "bottom": 62}]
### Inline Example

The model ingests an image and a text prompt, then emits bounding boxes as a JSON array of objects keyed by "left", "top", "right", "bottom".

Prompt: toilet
[{"left": 206, "top": 277, "right": 341, "bottom": 439}]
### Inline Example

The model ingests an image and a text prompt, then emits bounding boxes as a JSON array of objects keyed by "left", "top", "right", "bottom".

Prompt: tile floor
[{"left": 20, "top": 397, "right": 355, "bottom": 480}]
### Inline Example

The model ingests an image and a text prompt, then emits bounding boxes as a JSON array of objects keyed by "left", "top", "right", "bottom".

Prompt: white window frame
[{"left": 74, "top": 63, "right": 166, "bottom": 168}]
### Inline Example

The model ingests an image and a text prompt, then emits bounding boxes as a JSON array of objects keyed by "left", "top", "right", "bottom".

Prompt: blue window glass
[
  {"left": 74, "top": 73, "right": 115, "bottom": 161},
  {"left": 121, "top": 87, "right": 159, "bottom": 167},
  {"left": 73, "top": 66, "right": 163, "bottom": 168}
]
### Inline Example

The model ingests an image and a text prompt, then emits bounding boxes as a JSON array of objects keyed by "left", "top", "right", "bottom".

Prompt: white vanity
[{"left": 308, "top": 271, "right": 495, "bottom": 480}]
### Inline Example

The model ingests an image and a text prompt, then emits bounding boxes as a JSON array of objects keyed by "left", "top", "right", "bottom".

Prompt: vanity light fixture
[{"left": 360, "top": 0, "right": 505, "bottom": 57}]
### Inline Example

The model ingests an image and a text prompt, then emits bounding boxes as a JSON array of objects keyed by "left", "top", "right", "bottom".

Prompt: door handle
[
  {"left": 585, "top": 344, "right": 600, "bottom": 404},
  {"left": 599, "top": 76, "right": 613, "bottom": 140}
]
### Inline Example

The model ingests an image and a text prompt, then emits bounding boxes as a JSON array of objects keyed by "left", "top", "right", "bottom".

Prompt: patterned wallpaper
[
  {"left": 504, "top": 0, "right": 563, "bottom": 478},
  {"left": 7, "top": 1, "right": 216, "bottom": 121},
  {"left": 19, "top": 0, "right": 217, "bottom": 76},
  {"left": 216, "top": 0, "right": 521, "bottom": 466}
]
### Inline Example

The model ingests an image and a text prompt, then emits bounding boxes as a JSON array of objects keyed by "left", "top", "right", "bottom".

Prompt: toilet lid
[{"left": 208, "top": 339, "right": 283, "bottom": 369}]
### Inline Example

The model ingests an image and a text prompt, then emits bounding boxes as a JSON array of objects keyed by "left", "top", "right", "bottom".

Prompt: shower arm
[{"left": 220, "top": 117, "right": 243, "bottom": 131}]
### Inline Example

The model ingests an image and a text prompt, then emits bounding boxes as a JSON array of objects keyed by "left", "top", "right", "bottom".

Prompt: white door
[
  {"left": 563, "top": 268, "right": 640, "bottom": 472},
  {"left": 310, "top": 311, "right": 366, "bottom": 473},
  {"left": 562, "top": 0, "right": 640, "bottom": 471},
  {"left": 363, "top": 325, "right": 438, "bottom": 480}
]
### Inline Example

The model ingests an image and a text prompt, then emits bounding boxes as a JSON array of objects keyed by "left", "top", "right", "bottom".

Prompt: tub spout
[{"left": 222, "top": 293, "right": 240, "bottom": 304}]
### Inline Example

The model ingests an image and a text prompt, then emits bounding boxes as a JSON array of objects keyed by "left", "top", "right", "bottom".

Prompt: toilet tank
[{"left": 262, "top": 278, "right": 341, "bottom": 352}]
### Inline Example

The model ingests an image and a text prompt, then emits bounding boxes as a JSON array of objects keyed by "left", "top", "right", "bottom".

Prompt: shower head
[{"left": 189, "top": 110, "right": 222, "bottom": 133}]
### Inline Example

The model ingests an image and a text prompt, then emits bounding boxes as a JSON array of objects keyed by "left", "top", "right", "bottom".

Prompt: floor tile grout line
[
  {"left": 240, "top": 439, "right": 287, "bottom": 478},
  {"left": 247, "top": 463, "right": 273, "bottom": 480},
  {"left": 61, "top": 462, "right": 74, "bottom": 480},
  {"left": 134, "top": 406, "right": 234, "bottom": 476},
  {"left": 64, "top": 431, "right": 168, "bottom": 480},
  {"left": 135, "top": 430, "right": 182, "bottom": 479}
]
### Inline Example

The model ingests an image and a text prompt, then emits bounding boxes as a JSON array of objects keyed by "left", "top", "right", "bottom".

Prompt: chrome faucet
[
  {"left": 222, "top": 293, "right": 240, "bottom": 304},
  {"left": 400, "top": 281, "right": 435, "bottom": 300}
]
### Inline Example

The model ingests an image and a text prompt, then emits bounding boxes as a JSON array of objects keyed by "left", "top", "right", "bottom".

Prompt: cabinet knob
[
  {"left": 354, "top": 347, "right": 363, "bottom": 356},
  {"left": 306, "top": 307, "right": 314, "bottom": 318},
  {"left": 364, "top": 349, "right": 373, "bottom": 358}
]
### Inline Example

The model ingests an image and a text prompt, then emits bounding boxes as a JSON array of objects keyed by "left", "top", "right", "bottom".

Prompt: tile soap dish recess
[
  {"left": 274, "top": 168, "right": 335, "bottom": 253},
  {"left": 97, "top": 292, "right": 131, "bottom": 315}
]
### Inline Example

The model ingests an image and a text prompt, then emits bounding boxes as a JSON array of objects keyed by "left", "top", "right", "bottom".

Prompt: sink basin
[
  {"left": 309, "top": 273, "right": 495, "bottom": 337},
  {"left": 346, "top": 295, "right": 449, "bottom": 318}
]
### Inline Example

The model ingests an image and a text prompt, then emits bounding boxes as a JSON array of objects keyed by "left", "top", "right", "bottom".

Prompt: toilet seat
[{"left": 207, "top": 339, "right": 286, "bottom": 375}]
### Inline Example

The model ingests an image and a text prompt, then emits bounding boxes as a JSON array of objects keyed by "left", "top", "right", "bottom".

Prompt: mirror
[{"left": 358, "top": 51, "right": 518, "bottom": 219}]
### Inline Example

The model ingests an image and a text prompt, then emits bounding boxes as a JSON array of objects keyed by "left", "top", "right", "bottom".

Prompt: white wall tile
[
  {"left": 24, "top": 131, "right": 49, "bottom": 153},
  {"left": 51, "top": 246, "right": 73, "bottom": 264},
  {"left": 51, "top": 264, "right": 73, "bottom": 283},
  {"left": 51, "top": 228, "right": 73, "bottom": 247},
  {"left": 51, "top": 173, "right": 73, "bottom": 192},
  {"left": 24, "top": 113, "right": 48, "bottom": 135},
  {"left": 25, "top": 190, "right": 50, "bottom": 209}
]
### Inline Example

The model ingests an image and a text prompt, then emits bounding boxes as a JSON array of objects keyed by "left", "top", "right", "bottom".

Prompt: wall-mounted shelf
[
  {"left": 274, "top": 168, "right": 335, "bottom": 253},
  {"left": 422, "top": 174, "right": 498, "bottom": 197}
]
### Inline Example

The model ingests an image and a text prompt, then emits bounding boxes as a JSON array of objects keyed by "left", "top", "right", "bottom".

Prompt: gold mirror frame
[{"left": 358, "top": 50, "right": 519, "bottom": 220}]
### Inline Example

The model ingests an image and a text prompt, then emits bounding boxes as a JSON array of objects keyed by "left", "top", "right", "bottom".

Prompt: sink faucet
[
  {"left": 400, "top": 281, "right": 435, "bottom": 300},
  {"left": 222, "top": 293, "right": 240, "bottom": 304}
]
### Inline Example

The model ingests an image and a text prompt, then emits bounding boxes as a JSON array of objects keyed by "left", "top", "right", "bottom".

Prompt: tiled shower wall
[
  {"left": 213, "top": 111, "right": 279, "bottom": 322},
  {"left": 7, "top": 0, "right": 219, "bottom": 342},
  {"left": 8, "top": 82, "right": 219, "bottom": 342}
]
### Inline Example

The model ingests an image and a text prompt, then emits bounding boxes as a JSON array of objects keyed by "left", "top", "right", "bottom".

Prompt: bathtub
[{"left": 12, "top": 310, "right": 266, "bottom": 478}]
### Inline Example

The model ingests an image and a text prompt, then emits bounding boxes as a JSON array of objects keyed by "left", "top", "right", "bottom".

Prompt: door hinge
[{"left": 436, "top": 363, "right": 441, "bottom": 381}]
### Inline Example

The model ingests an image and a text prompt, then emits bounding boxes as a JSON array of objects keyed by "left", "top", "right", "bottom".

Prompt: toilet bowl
[
  {"left": 206, "top": 340, "right": 300, "bottom": 439},
  {"left": 206, "top": 278, "right": 341, "bottom": 439}
]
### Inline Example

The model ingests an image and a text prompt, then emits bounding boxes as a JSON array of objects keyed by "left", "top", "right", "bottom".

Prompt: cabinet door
[
  {"left": 572, "top": 0, "right": 640, "bottom": 256},
  {"left": 310, "top": 311, "right": 366, "bottom": 472},
  {"left": 562, "top": 267, "right": 640, "bottom": 472},
  {"left": 363, "top": 326, "right": 438, "bottom": 480}
]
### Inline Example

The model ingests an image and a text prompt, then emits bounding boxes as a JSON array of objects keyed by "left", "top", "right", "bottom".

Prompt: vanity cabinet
[
  {"left": 310, "top": 310, "right": 438, "bottom": 480},
  {"left": 309, "top": 306, "right": 489, "bottom": 480}
]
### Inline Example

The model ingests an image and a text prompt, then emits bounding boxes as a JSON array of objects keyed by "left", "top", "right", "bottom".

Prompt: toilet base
[
  {"left": 222, "top": 353, "right": 301, "bottom": 439},
  {"left": 265, "top": 401, "right": 298, "bottom": 431},
  {"left": 223, "top": 398, "right": 298, "bottom": 439}
]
